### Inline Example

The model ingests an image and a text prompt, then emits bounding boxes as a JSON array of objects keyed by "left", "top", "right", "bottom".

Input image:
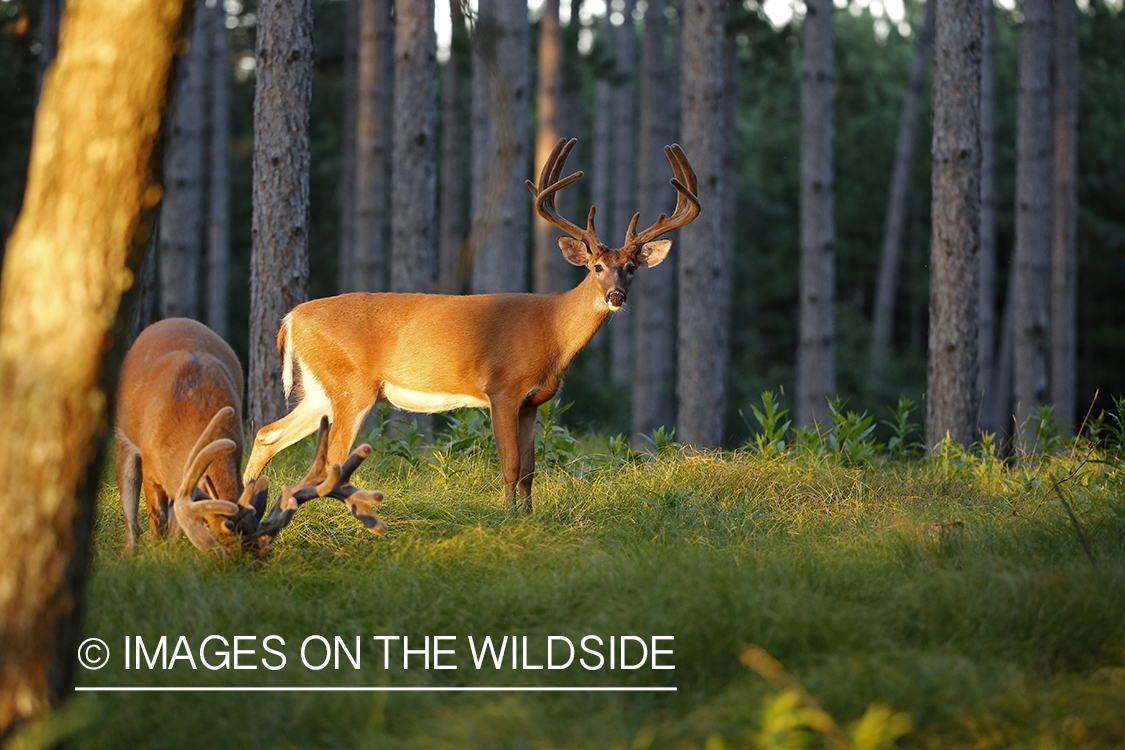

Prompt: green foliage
[
  {"left": 826, "top": 398, "right": 879, "bottom": 465},
  {"left": 882, "top": 396, "right": 923, "bottom": 460},
  {"left": 746, "top": 390, "right": 791, "bottom": 456}
]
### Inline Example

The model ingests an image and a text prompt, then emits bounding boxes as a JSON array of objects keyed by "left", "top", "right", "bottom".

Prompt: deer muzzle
[{"left": 606, "top": 289, "right": 626, "bottom": 309}]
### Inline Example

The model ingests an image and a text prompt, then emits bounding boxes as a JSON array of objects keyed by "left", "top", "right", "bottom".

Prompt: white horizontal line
[{"left": 76, "top": 686, "right": 676, "bottom": 693}]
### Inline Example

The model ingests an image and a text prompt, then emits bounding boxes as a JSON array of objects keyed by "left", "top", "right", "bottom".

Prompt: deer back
[{"left": 116, "top": 318, "right": 245, "bottom": 501}]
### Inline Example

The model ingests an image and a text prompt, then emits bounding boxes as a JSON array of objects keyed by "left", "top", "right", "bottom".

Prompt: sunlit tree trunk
[
  {"left": 868, "top": 0, "right": 935, "bottom": 393},
  {"left": 533, "top": 0, "right": 569, "bottom": 294},
  {"left": 338, "top": 0, "right": 358, "bottom": 294},
  {"left": 632, "top": 0, "right": 677, "bottom": 439},
  {"left": 439, "top": 0, "right": 471, "bottom": 293},
  {"left": 390, "top": 0, "right": 438, "bottom": 294},
  {"left": 1012, "top": 0, "right": 1054, "bottom": 452},
  {"left": 207, "top": 1, "right": 232, "bottom": 339},
  {"left": 159, "top": 10, "right": 207, "bottom": 320},
  {"left": 677, "top": 0, "right": 729, "bottom": 448},
  {"left": 927, "top": 0, "right": 982, "bottom": 451},
  {"left": 0, "top": 0, "right": 188, "bottom": 734},
  {"left": 1051, "top": 0, "right": 1078, "bottom": 432},
  {"left": 469, "top": 0, "right": 532, "bottom": 293},
  {"left": 248, "top": 0, "right": 313, "bottom": 431},
  {"left": 796, "top": 0, "right": 836, "bottom": 428},
  {"left": 978, "top": 0, "right": 999, "bottom": 436}
]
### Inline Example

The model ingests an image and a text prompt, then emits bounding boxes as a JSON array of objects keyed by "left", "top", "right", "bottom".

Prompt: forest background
[{"left": 0, "top": 0, "right": 1122, "bottom": 448}]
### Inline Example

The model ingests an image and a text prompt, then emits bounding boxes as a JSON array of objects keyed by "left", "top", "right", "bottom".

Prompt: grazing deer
[
  {"left": 115, "top": 318, "right": 385, "bottom": 554},
  {"left": 243, "top": 138, "right": 700, "bottom": 511}
]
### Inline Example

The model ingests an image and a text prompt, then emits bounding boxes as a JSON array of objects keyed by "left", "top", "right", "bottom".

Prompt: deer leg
[
  {"left": 243, "top": 377, "right": 334, "bottom": 482},
  {"left": 489, "top": 398, "right": 522, "bottom": 506},
  {"left": 324, "top": 401, "right": 373, "bottom": 468},
  {"left": 517, "top": 402, "right": 537, "bottom": 512},
  {"left": 143, "top": 477, "right": 170, "bottom": 538},
  {"left": 115, "top": 434, "right": 143, "bottom": 547}
]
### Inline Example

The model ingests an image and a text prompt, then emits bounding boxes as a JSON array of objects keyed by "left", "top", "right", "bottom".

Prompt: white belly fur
[{"left": 382, "top": 383, "right": 488, "bottom": 413}]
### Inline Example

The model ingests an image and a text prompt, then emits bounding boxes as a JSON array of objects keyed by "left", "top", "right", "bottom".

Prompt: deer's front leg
[
  {"left": 489, "top": 399, "right": 522, "bottom": 508},
  {"left": 517, "top": 403, "right": 537, "bottom": 512}
]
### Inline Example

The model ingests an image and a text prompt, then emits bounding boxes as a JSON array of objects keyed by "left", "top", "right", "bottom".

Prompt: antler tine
[
  {"left": 287, "top": 443, "right": 388, "bottom": 535},
  {"left": 177, "top": 407, "right": 235, "bottom": 497},
  {"left": 525, "top": 138, "right": 601, "bottom": 249},
  {"left": 628, "top": 143, "right": 702, "bottom": 248},
  {"left": 293, "top": 416, "right": 332, "bottom": 490},
  {"left": 174, "top": 497, "right": 240, "bottom": 553}
]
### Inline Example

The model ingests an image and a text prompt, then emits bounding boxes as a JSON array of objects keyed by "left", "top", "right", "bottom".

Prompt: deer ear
[
  {"left": 558, "top": 237, "right": 590, "bottom": 266},
  {"left": 636, "top": 239, "right": 672, "bottom": 268}
]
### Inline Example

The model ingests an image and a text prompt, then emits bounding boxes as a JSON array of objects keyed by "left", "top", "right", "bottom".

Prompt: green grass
[{"left": 46, "top": 429, "right": 1125, "bottom": 749}]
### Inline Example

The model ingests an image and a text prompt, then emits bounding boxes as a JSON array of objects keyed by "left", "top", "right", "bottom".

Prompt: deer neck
[{"left": 554, "top": 272, "right": 615, "bottom": 360}]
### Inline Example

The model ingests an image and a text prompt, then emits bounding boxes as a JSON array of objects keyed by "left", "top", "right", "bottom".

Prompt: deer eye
[
  {"left": 594, "top": 263, "right": 604, "bottom": 274},
  {"left": 626, "top": 262, "right": 637, "bottom": 273}
]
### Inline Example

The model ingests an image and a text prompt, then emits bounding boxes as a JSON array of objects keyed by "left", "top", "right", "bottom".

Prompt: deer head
[{"left": 525, "top": 137, "right": 700, "bottom": 310}]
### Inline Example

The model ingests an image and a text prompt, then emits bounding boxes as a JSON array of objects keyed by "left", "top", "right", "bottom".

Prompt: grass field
[{"left": 20, "top": 407, "right": 1125, "bottom": 749}]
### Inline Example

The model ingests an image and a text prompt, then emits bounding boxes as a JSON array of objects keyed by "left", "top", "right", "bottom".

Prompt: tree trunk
[
  {"left": 248, "top": 0, "right": 313, "bottom": 432},
  {"left": 1012, "top": 0, "right": 1054, "bottom": 453},
  {"left": 0, "top": 0, "right": 188, "bottom": 734},
  {"left": 867, "top": 0, "right": 935, "bottom": 392},
  {"left": 796, "top": 0, "right": 836, "bottom": 428},
  {"left": 609, "top": 0, "right": 638, "bottom": 387},
  {"left": 390, "top": 0, "right": 438, "bottom": 294},
  {"left": 159, "top": 10, "right": 208, "bottom": 320},
  {"left": 352, "top": 0, "right": 393, "bottom": 294},
  {"left": 1051, "top": 0, "right": 1078, "bottom": 432},
  {"left": 926, "top": 0, "right": 982, "bottom": 451},
  {"left": 339, "top": 0, "right": 358, "bottom": 294},
  {"left": 978, "top": 0, "right": 998, "bottom": 436},
  {"left": 677, "top": 0, "right": 730, "bottom": 448},
  {"left": 207, "top": 1, "right": 232, "bottom": 340},
  {"left": 35, "top": 0, "right": 63, "bottom": 98},
  {"left": 438, "top": 0, "right": 470, "bottom": 293},
  {"left": 469, "top": 0, "right": 532, "bottom": 294},
  {"left": 632, "top": 0, "right": 677, "bottom": 439},
  {"left": 532, "top": 0, "right": 569, "bottom": 294}
]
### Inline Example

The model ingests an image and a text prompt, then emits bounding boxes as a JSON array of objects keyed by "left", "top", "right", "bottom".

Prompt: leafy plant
[
  {"left": 882, "top": 396, "right": 922, "bottom": 461},
  {"left": 826, "top": 398, "right": 879, "bottom": 465},
  {"left": 639, "top": 425, "right": 680, "bottom": 457},
  {"left": 536, "top": 399, "right": 580, "bottom": 470},
  {"left": 747, "top": 391, "right": 792, "bottom": 456}
]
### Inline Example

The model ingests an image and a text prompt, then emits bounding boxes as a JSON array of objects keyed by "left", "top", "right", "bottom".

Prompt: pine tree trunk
[
  {"left": 1051, "top": 0, "right": 1078, "bottom": 432},
  {"left": 609, "top": 0, "right": 638, "bottom": 387},
  {"left": 338, "top": 0, "right": 358, "bottom": 294},
  {"left": 35, "top": 0, "right": 63, "bottom": 97},
  {"left": 207, "top": 1, "right": 232, "bottom": 339},
  {"left": 159, "top": 10, "right": 207, "bottom": 320},
  {"left": 390, "top": 0, "right": 438, "bottom": 294},
  {"left": 469, "top": 0, "right": 532, "bottom": 294},
  {"left": 677, "top": 0, "right": 730, "bottom": 448},
  {"left": 0, "top": 0, "right": 188, "bottom": 733},
  {"left": 796, "top": 0, "right": 836, "bottom": 428},
  {"left": 868, "top": 0, "right": 935, "bottom": 392},
  {"left": 978, "top": 0, "right": 998, "bottom": 435},
  {"left": 532, "top": 0, "right": 569, "bottom": 294},
  {"left": 1012, "top": 0, "right": 1054, "bottom": 453},
  {"left": 248, "top": 0, "right": 313, "bottom": 432},
  {"left": 352, "top": 0, "right": 394, "bottom": 293},
  {"left": 927, "top": 0, "right": 982, "bottom": 451},
  {"left": 632, "top": 0, "right": 677, "bottom": 439},
  {"left": 438, "top": 0, "right": 470, "bottom": 293}
]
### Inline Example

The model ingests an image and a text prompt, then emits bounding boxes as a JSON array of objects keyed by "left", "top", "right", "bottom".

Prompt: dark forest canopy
[{"left": 1, "top": 0, "right": 1122, "bottom": 444}]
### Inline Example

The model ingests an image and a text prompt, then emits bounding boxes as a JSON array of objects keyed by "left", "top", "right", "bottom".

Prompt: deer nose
[{"left": 606, "top": 289, "right": 626, "bottom": 308}]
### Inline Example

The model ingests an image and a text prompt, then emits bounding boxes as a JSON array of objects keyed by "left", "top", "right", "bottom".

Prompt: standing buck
[
  {"left": 115, "top": 318, "right": 386, "bottom": 554},
  {"left": 244, "top": 138, "right": 699, "bottom": 510}
]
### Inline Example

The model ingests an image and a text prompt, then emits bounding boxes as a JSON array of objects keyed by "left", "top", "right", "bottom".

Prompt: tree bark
[
  {"left": 609, "top": 0, "right": 638, "bottom": 387},
  {"left": 978, "top": 0, "right": 998, "bottom": 435},
  {"left": 351, "top": 0, "right": 394, "bottom": 293},
  {"left": 796, "top": 0, "right": 836, "bottom": 428},
  {"left": 867, "top": 0, "right": 935, "bottom": 392},
  {"left": 532, "top": 0, "right": 569, "bottom": 294},
  {"left": 0, "top": 0, "right": 188, "bottom": 734},
  {"left": 159, "top": 9, "right": 208, "bottom": 320},
  {"left": 248, "top": 0, "right": 313, "bottom": 432},
  {"left": 390, "top": 0, "right": 438, "bottom": 294},
  {"left": 677, "top": 0, "right": 730, "bottom": 448},
  {"left": 926, "top": 0, "right": 982, "bottom": 451},
  {"left": 469, "top": 0, "right": 532, "bottom": 294},
  {"left": 1012, "top": 0, "right": 1054, "bottom": 453},
  {"left": 1051, "top": 0, "right": 1078, "bottom": 432},
  {"left": 438, "top": 0, "right": 471, "bottom": 293},
  {"left": 35, "top": 0, "right": 63, "bottom": 98},
  {"left": 632, "top": 0, "right": 678, "bottom": 439},
  {"left": 207, "top": 1, "right": 232, "bottom": 340},
  {"left": 338, "top": 0, "right": 358, "bottom": 294}
]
